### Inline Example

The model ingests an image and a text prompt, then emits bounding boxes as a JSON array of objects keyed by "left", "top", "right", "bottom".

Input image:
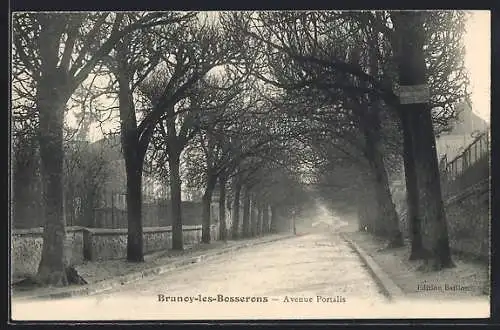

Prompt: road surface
[
  {"left": 12, "top": 225, "right": 390, "bottom": 320},
  {"left": 96, "top": 231, "right": 385, "bottom": 299},
  {"left": 12, "top": 210, "right": 490, "bottom": 320}
]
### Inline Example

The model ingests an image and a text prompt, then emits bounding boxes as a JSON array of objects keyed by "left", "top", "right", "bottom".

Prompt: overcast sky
[{"left": 463, "top": 10, "right": 490, "bottom": 123}]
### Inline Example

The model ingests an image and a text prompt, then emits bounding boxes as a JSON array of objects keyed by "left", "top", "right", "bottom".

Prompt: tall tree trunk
[
  {"left": 218, "top": 175, "right": 228, "bottom": 241},
  {"left": 165, "top": 105, "right": 184, "bottom": 251},
  {"left": 124, "top": 164, "right": 143, "bottom": 261},
  {"left": 255, "top": 200, "right": 262, "bottom": 236},
  {"left": 395, "top": 12, "right": 453, "bottom": 269},
  {"left": 65, "top": 185, "right": 73, "bottom": 227},
  {"left": 262, "top": 203, "right": 269, "bottom": 234},
  {"left": 83, "top": 189, "right": 96, "bottom": 227},
  {"left": 36, "top": 74, "right": 69, "bottom": 286},
  {"left": 270, "top": 204, "right": 278, "bottom": 233},
  {"left": 35, "top": 18, "right": 72, "bottom": 284},
  {"left": 361, "top": 111, "right": 403, "bottom": 247},
  {"left": 201, "top": 175, "right": 217, "bottom": 244},
  {"left": 242, "top": 185, "right": 251, "bottom": 238},
  {"left": 231, "top": 178, "right": 242, "bottom": 239},
  {"left": 400, "top": 111, "right": 425, "bottom": 259},
  {"left": 118, "top": 60, "right": 144, "bottom": 262},
  {"left": 250, "top": 197, "right": 257, "bottom": 237},
  {"left": 169, "top": 151, "right": 183, "bottom": 250}
]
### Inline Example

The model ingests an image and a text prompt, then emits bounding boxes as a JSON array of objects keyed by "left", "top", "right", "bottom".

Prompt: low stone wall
[
  {"left": 445, "top": 180, "right": 489, "bottom": 260},
  {"left": 11, "top": 226, "right": 85, "bottom": 280},
  {"left": 11, "top": 224, "right": 220, "bottom": 279},
  {"left": 398, "top": 180, "right": 490, "bottom": 261}
]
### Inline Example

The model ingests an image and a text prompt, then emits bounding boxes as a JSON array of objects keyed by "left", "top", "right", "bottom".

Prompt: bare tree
[
  {"left": 12, "top": 11, "right": 195, "bottom": 284},
  {"left": 107, "top": 14, "right": 195, "bottom": 261},
  {"left": 63, "top": 139, "right": 111, "bottom": 227},
  {"left": 391, "top": 11, "right": 455, "bottom": 269},
  {"left": 139, "top": 15, "right": 252, "bottom": 250}
]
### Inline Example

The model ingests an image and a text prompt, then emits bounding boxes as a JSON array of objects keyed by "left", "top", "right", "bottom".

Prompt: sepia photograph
[{"left": 9, "top": 9, "right": 491, "bottom": 321}]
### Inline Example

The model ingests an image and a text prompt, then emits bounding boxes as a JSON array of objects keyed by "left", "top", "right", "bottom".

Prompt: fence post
[
  {"left": 463, "top": 151, "right": 467, "bottom": 173},
  {"left": 462, "top": 147, "right": 472, "bottom": 172},
  {"left": 111, "top": 189, "right": 115, "bottom": 228}
]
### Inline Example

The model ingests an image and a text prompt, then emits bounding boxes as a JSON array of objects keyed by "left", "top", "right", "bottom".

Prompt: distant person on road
[{"left": 292, "top": 210, "right": 297, "bottom": 235}]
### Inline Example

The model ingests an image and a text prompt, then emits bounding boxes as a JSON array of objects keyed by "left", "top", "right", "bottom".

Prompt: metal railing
[{"left": 441, "top": 128, "right": 490, "bottom": 182}]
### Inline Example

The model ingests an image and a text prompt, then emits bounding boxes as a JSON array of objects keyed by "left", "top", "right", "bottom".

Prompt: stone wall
[
  {"left": 444, "top": 180, "right": 489, "bottom": 260},
  {"left": 398, "top": 180, "right": 489, "bottom": 261},
  {"left": 12, "top": 224, "right": 220, "bottom": 279},
  {"left": 11, "top": 226, "right": 85, "bottom": 280}
]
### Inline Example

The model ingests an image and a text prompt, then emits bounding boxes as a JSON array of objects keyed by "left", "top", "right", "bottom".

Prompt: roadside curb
[
  {"left": 12, "top": 234, "right": 297, "bottom": 301},
  {"left": 340, "top": 233, "right": 405, "bottom": 301}
]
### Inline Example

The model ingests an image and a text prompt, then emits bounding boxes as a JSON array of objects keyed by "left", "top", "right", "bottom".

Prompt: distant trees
[
  {"left": 234, "top": 10, "right": 467, "bottom": 269},
  {"left": 179, "top": 76, "right": 246, "bottom": 243},
  {"left": 63, "top": 140, "right": 111, "bottom": 227},
  {"left": 12, "top": 134, "right": 42, "bottom": 229},
  {"left": 182, "top": 79, "right": 298, "bottom": 241}
]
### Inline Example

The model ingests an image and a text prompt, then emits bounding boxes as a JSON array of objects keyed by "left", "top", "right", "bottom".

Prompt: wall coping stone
[
  {"left": 12, "top": 226, "right": 86, "bottom": 236},
  {"left": 398, "top": 178, "right": 489, "bottom": 220},
  {"left": 13, "top": 225, "right": 217, "bottom": 236},
  {"left": 445, "top": 178, "right": 489, "bottom": 205}
]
